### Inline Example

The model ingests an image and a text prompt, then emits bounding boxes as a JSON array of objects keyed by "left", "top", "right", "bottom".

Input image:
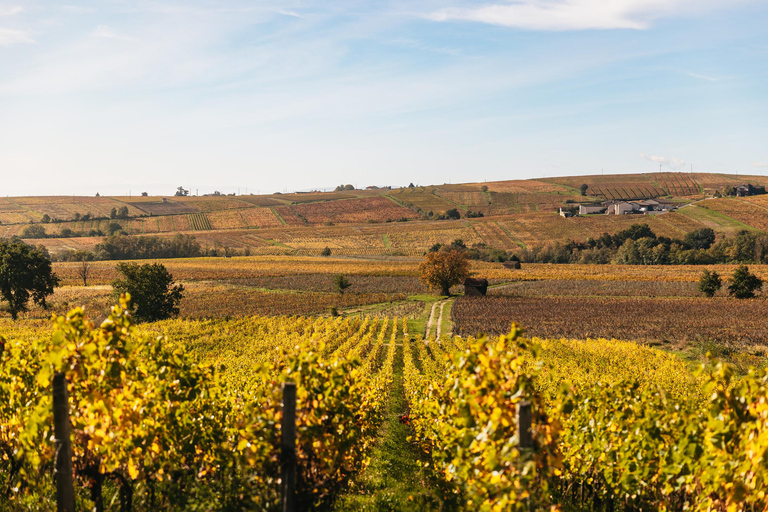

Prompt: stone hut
[
  {"left": 463, "top": 278, "right": 488, "bottom": 297},
  {"left": 503, "top": 260, "right": 521, "bottom": 270}
]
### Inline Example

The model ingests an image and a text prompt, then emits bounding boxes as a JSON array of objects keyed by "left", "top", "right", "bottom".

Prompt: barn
[{"left": 463, "top": 278, "right": 488, "bottom": 296}]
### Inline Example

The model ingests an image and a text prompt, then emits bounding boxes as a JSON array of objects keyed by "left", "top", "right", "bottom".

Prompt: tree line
[{"left": 517, "top": 224, "right": 768, "bottom": 265}]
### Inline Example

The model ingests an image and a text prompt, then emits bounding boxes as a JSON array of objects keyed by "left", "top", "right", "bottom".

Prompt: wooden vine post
[
  {"left": 53, "top": 372, "right": 76, "bottom": 512},
  {"left": 517, "top": 400, "right": 533, "bottom": 449},
  {"left": 281, "top": 382, "right": 297, "bottom": 512}
]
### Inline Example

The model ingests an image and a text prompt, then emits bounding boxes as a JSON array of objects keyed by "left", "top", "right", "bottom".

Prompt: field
[
  {"left": 3, "top": 172, "right": 768, "bottom": 259},
  {"left": 4, "top": 252, "right": 768, "bottom": 510},
  {"left": 6, "top": 173, "right": 768, "bottom": 509}
]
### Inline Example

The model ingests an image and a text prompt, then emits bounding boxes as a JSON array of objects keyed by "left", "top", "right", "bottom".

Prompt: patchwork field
[{"left": 3, "top": 172, "right": 768, "bottom": 259}]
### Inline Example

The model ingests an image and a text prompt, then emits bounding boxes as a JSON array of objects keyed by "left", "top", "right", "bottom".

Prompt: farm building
[
  {"left": 736, "top": 184, "right": 767, "bottom": 197},
  {"left": 503, "top": 260, "right": 521, "bottom": 270},
  {"left": 463, "top": 278, "right": 489, "bottom": 296},
  {"left": 579, "top": 204, "right": 607, "bottom": 215}
]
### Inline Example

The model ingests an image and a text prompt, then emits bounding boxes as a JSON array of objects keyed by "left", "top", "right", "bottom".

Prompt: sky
[{"left": 1, "top": 0, "right": 767, "bottom": 196}]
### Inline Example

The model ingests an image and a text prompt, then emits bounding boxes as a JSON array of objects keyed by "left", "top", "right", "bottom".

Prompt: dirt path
[
  {"left": 424, "top": 300, "right": 440, "bottom": 339},
  {"left": 435, "top": 301, "right": 446, "bottom": 339}
]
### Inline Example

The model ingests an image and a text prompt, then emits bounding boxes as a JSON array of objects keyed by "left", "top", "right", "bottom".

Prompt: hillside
[{"left": 3, "top": 172, "right": 768, "bottom": 257}]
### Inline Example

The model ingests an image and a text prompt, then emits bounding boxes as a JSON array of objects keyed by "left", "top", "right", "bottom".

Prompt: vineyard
[
  {"left": 453, "top": 294, "right": 768, "bottom": 347},
  {"left": 3, "top": 297, "right": 768, "bottom": 510}
]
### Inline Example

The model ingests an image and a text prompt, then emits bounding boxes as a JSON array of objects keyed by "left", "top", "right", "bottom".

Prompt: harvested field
[
  {"left": 289, "top": 196, "right": 419, "bottom": 224},
  {"left": 453, "top": 295, "right": 768, "bottom": 345}
]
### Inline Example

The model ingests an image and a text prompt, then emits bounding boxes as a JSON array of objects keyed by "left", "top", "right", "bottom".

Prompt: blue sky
[{"left": 1, "top": 0, "right": 766, "bottom": 196}]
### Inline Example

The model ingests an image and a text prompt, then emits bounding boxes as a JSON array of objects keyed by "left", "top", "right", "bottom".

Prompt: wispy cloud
[
  {"left": 429, "top": 0, "right": 741, "bottom": 31},
  {"left": 639, "top": 153, "right": 686, "bottom": 168},
  {"left": 278, "top": 9, "right": 303, "bottom": 19},
  {"left": 91, "top": 25, "right": 137, "bottom": 42},
  {"left": 0, "top": 5, "right": 22, "bottom": 16},
  {"left": 62, "top": 5, "right": 96, "bottom": 14},
  {"left": 682, "top": 70, "right": 730, "bottom": 82},
  {"left": 0, "top": 27, "right": 33, "bottom": 46}
]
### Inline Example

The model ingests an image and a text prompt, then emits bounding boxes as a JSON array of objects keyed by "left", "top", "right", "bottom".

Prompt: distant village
[{"left": 561, "top": 183, "right": 767, "bottom": 218}]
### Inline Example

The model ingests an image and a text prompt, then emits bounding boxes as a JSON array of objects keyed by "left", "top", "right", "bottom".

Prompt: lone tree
[
  {"left": 728, "top": 265, "right": 763, "bottom": 299},
  {"left": 698, "top": 269, "right": 722, "bottom": 297},
  {"left": 0, "top": 239, "right": 59, "bottom": 319},
  {"left": 334, "top": 274, "right": 352, "bottom": 294},
  {"left": 72, "top": 251, "right": 94, "bottom": 286},
  {"left": 580, "top": 183, "right": 588, "bottom": 196},
  {"left": 112, "top": 262, "right": 184, "bottom": 322},
  {"left": 419, "top": 247, "right": 470, "bottom": 296}
]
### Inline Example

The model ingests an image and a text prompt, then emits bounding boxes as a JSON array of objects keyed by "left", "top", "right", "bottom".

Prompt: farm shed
[
  {"left": 464, "top": 278, "right": 489, "bottom": 296},
  {"left": 579, "top": 204, "right": 607, "bottom": 215},
  {"left": 503, "top": 260, "right": 521, "bottom": 270}
]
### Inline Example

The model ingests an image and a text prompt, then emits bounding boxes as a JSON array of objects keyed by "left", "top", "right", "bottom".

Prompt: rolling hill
[{"left": 4, "top": 172, "right": 768, "bottom": 257}]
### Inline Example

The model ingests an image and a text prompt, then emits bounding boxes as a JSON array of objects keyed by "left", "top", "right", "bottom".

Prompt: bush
[
  {"left": 698, "top": 269, "right": 722, "bottom": 297},
  {"left": 112, "top": 263, "right": 184, "bottom": 322},
  {"left": 333, "top": 274, "right": 352, "bottom": 294},
  {"left": 728, "top": 265, "right": 763, "bottom": 299},
  {"left": 321, "top": 247, "right": 332, "bottom": 257}
]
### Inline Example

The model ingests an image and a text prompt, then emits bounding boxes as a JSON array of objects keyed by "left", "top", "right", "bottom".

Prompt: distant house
[
  {"left": 736, "top": 184, "right": 766, "bottom": 197},
  {"left": 503, "top": 260, "right": 521, "bottom": 270},
  {"left": 463, "top": 278, "right": 489, "bottom": 296},
  {"left": 559, "top": 207, "right": 573, "bottom": 218},
  {"left": 579, "top": 204, "right": 607, "bottom": 215}
]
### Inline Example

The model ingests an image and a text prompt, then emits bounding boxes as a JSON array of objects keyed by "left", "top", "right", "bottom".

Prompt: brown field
[
  {"left": 289, "top": 196, "right": 419, "bottom": 224},
  {"left": 128, "top": 200, "right": 198, "bottom": 216},
  {"left": 453, "top": 294, "right": 768, "bottom": 345}
]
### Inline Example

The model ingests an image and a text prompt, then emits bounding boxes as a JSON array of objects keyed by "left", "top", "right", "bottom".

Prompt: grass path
[{"left": 335, "top": 336, "right": 441, "bottom": 511}]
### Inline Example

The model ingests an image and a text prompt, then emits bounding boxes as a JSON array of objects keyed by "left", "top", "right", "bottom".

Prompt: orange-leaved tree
[{"left": 419, "top": 247, "right": 470, "bottom": 296}]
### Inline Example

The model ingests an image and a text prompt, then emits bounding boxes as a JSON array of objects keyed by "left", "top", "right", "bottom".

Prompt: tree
[
  {"left": 71, "top": 250, "right": 94, "bottom": 286},
  {"left": 580, "top": 184, "right": 589, "bottom": 196},
  {"left": 141, "top": 192, "right": 148, "bottom": 196},
  {"left": 110, "top": 207, "right": 117, "bottom": 219},
  {"left": 117, "top": 206, "right": 129, "bottom": 219},
  {"left": 333, "top": 274, "right": 352, "bottom": 294},
  {"left": 41, "top": 214, "right": 51, "bottom": 223},
  {"left": 175, "top": 186, "right": 189, "bottom": 197},
  {"left": 419, "top": 248, "right": 470, "bottom": 296},
  {"left": 445, "top": 208, "right": 461, "bottom": 220},
  {"left": 0, "top": 239, "right": 59, "bottom": 319},
  {"left": 728, "top": 265, "right": 763, "bottom": 299},
  {"left": 107, "top": 222, "right": 123, "bottom": 236},
  {"left": 685, "top": 228, "right": 716, "bottom": 250},
  {"left": 112, "top": 262, "right": 184, "bottom": 322},
  {"left": 698, "top": 269, "right": 722, "bottom": 297},
  {"left": 21, "top": 225, "right": 47, "bottom": 239},
  {"left": 321, "top": 247, "right": 332, "bottom": 257}
]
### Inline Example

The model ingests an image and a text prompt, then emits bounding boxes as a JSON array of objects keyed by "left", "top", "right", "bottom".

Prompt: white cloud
[
  {"left": 278, "top": 9, "right": 303, "bottom": 18},
  {"left": 62, "top": 5, "right": 96, "bottom": 14},
  {"left": 0, "top": 27, "right": 33, "bottom": 46},
  {"left": 754, "top": 161, "right": 768, "bottom": 168},
  {"left": 0, "top": 5, "right": 22, "bottom": 16},
  {"left": 639, "top": 153, "right": 686, "bottom": 168},
  {"left": 428, "top": 0, "right": 742, "bottom": 31},
  {"left": 91, "top": 25, "right": 136, "bottom": 41}
]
